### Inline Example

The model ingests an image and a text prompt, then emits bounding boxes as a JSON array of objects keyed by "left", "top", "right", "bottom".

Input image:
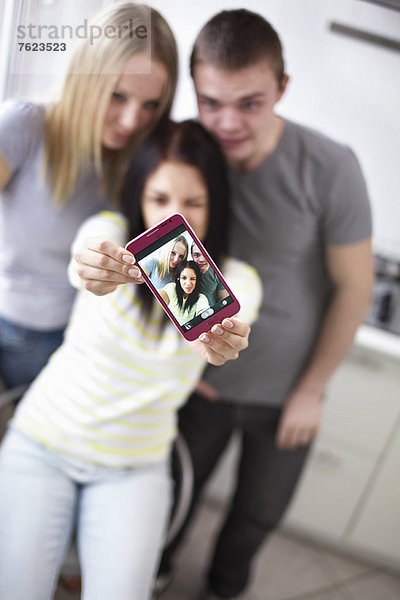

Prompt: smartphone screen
[{"left": 125, "top": 213, "right": 240, "bottom": 340}]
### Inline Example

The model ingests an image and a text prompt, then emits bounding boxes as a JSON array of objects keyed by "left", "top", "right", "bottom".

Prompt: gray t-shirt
[
  {"left": 0, "top": 100, "right": 110, "bottom": 329},
  {"left": 200, "top": 267, "right": 225, "bottom": 305},
  {"left": 204, "top": 120, "right": 372, "bottom": 406}
]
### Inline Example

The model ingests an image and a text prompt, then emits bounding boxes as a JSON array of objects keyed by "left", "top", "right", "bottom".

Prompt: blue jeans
[
  {"left": 0, "top": 429, "right": 171, "bottom": 600},
  {"left": 0, "top": 315, "right": 64, "bottom": 388}
]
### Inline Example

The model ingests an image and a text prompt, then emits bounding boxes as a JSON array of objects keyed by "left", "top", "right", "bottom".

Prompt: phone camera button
[{"left": 201, "top": 308, "right": 214, "bottom": 319}]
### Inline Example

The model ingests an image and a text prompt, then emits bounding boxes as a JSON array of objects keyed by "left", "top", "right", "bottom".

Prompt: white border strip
[{"left": 0, "top": 0, "right": 16, "bottom": 100}]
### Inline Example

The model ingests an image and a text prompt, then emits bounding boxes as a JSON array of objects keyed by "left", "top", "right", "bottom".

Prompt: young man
[
  {"left": 157, "top": 9, "right": 373, "bottom": 600},
  {"left": 191, "top": 242, "right": 229, "bottom": 305}
]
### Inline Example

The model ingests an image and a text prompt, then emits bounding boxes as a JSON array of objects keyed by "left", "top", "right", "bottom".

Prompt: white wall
[
  {"left": 149, "top": 0, "right": 400, "bottom": 259},
  {"left": 3, "top": 0, "right": 400, "bottom": 256},
  {"left": 3, "top": 0, "right": 112, "bottom": 99}
]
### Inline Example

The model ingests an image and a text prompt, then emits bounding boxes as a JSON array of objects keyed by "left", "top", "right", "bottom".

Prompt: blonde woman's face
[
  {"left": 102, "top": 54, "right": 168, "bottom": 150},
  {"left": 169, "top": 242, "right": 187, "bottom": 270}
]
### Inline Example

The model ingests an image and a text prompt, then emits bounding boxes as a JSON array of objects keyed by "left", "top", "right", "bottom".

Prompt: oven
[{"left": 366, "top": 254, "right": 400, "bottom": 335}]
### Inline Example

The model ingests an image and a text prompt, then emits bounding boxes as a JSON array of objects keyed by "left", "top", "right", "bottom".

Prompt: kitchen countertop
[{"left": 355, "top": 323, "right": 400, "bottom": 361}]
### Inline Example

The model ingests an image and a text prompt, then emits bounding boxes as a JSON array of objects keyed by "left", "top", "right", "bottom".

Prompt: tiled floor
[{"left": 54, "top": 499, "right": 400, "bottom": 600}]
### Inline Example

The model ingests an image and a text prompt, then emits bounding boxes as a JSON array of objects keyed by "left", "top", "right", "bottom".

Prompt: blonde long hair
[
  {"left": 157, "top": 235, "right": 189, "bottom": 281},
  {"left": 43, "top": 3, "right": 177, "bottom": 206}
]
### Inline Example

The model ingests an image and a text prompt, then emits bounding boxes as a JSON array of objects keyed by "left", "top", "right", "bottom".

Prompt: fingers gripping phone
[{"left": 125, "top": 213, "right": 240, "bottom": 341}]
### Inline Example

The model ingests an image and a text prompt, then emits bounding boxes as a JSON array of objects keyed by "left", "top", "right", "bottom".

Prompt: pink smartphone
[{"left": 125, "top": 213, "right": 240, "bottom": 341}]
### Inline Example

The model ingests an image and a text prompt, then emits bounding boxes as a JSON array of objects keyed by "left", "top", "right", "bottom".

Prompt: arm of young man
[{"left": 275, "top": 238, "right": 374, "bottom": 449}]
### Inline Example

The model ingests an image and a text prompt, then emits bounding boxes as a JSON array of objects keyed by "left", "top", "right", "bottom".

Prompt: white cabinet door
[
  {"left": 284, "top": 346, "right": 400, "bottom": 556},
  {"left": 348, "top": 422, "right": 400, "bottom": 563},
  {"left": 284, "top": 438, "right": 375, "bottom": 539},
  {"left": 322, "top": 350, "right": 400, "bottom": 457}
]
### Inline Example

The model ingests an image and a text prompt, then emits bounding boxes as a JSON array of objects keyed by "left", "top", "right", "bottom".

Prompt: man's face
[
  {"left": 191, "top": 244, "right": 209, "bottom": 273},
  {"left": 193, "top": 61, "right": 287, "bottom": 171}
]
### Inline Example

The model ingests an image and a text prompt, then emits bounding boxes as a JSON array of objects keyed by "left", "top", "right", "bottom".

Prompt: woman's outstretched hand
[
  {"left": 73, "top": 238, "right": 144, "bottom": 296},
  {"left": 73, "top": 240, "right": 250, "bottom": 366},
  {"left": 190, "top": 317, "right": 250, "bottom": 366}
]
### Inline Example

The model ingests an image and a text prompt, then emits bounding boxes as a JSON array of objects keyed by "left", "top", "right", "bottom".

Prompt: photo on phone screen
[{"left": 126, "top": 214, "right": 240, "bottom": 340}]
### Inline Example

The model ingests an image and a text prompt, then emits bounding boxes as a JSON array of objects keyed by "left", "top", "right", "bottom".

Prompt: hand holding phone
[
  {"left": 125, "top": 213, "right": 241, "bottom": 341},
  {"left": 72, "top": 237, "right": 143, "bottom": 296}
]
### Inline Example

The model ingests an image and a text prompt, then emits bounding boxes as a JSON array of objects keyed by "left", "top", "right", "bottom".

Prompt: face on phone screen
[{"left": 130, "top": 216, "right": 239, "bottom": 339}]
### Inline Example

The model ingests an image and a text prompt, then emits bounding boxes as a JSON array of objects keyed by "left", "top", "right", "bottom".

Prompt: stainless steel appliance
[{"left": 366, "top": 254, "right": 400, "bottom": 335}]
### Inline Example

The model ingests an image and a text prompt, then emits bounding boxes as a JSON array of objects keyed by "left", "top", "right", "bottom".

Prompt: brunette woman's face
[
  {"left": 141, "top": 161, "right": 209, "bottom": 240},
  {"left": 179, "top": 267, "right": 197, "bottom": 297},
  {"left": 169, "top": 242, "right": 186, "bottom": 270},
  {"left": 102, "top": 54, "right": 168, "bottom": 150}
]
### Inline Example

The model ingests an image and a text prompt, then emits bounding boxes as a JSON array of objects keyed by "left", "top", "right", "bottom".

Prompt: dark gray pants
[{"left": 160, "top": 392, "right": 311, "bottom": 598}]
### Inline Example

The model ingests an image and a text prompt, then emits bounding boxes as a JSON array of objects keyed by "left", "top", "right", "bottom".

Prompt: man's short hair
[{"left": 190, "top": 9, "right": 285, "bottom": 86}]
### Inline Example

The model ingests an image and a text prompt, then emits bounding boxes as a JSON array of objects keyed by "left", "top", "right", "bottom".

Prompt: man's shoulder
[
  {"left": 284, "top": 119, "right": 352, "bottom": 164},
  {"left": 204, "top": 267, "right": 219, "bottom": 283}
]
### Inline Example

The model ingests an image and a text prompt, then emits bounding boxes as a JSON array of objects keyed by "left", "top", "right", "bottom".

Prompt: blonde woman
[
  {"left": 142, "top": 234, "right": 189, "bottom": 288},
  {"left": 0, "top": 2, "right": 177, "bottom": 389}
]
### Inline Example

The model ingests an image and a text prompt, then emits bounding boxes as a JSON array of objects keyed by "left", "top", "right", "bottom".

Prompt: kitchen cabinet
[
  {"left": 283, "top": 327, "right": 400, "bottom": 570},
  {"left": 205, "top": 326, "right": 400, "bottom": 571},
  {"left": 282, "top": 439, "right": 376, "bottom": 539},
  {"left": 348, "top": 421, "right": 400, "bottom": 564}
]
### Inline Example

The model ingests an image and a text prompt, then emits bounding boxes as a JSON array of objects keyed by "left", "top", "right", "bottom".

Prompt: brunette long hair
[
  {"left": 120, "top": 119, "right": 230, "bottom": 316},
  {"left": 174, "top": 261, "right": 202, "bottom": 311}
]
